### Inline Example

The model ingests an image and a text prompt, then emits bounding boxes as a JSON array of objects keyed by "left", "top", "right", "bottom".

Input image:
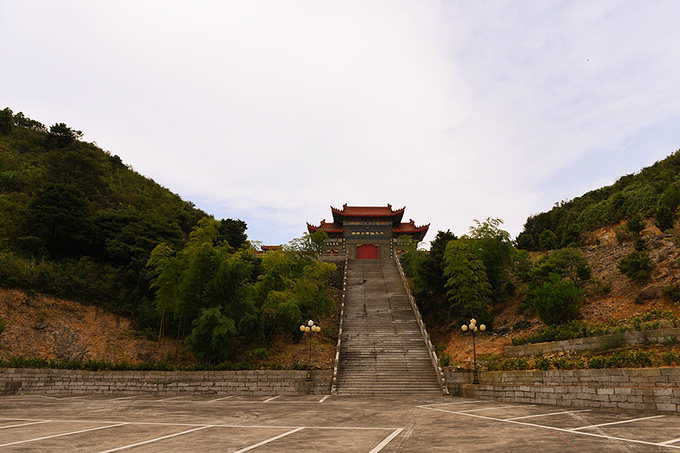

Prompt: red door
[{"left": 357, "top": 244, "right": 379, "bottom": 259}]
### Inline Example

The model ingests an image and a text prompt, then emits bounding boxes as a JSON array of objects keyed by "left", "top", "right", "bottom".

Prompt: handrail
[
  {"left": 394, "top": 255, "right": 450, "bottom": 395},
  {"left": 330, "top": 256, "right": 348, "bottom": 395}
]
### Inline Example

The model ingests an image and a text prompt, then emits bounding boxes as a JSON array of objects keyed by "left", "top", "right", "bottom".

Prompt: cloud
[{"left": 2, "top": 1, "right": 680, "bottom": 245}]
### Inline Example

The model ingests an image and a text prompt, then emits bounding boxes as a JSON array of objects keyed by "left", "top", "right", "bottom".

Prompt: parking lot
[{"left": 1, "top": 393, "right": 679, "bottom": 451}]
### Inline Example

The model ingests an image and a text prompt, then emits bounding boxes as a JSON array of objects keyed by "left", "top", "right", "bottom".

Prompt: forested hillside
[
  {"left": 0, "top": 108, "right": 338, "bottom": 365},
  {"left": 0, "top": 108, "right": 243, "bottom": 327},
  {"left": 517, "top": 150, "right": 680, "bottom": 250}
]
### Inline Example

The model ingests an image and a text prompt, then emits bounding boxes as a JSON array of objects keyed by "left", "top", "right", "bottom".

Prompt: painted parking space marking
[
  {"left": 571, "top": 414, "right": 666, "bottom": 430},
  {"left": 232, "top": 427, "right": 304, "bottom": 453},
  {"left": 98, "top": 425, "right": 213, "bottom": 453},
  {"left": 505, "top": 409, "right": 591, "bottom": 421},
  {"left": 419, "top": 404, "right": 680, "bottom": 450},
  {"left": 0, "top": 422, "right": 128, "bottom": 447},
  {"left": 369, "top": 428, "right": 404, "bottom": 453},
  {"left": 661, "top": 437, "right": 680, "bottom": 446},
  {"left": 204, "top": 395, "right": 234, "bottom": 403},
  {"left": 457, "top": 405, "right": 526, "bottom": 413},
  {"left": 0, "top": 419, "right": 51, "bottom": 429},
  {"left": 263, "top": 395, "right": 281, "bottom": 403},
  {"left": 0, "top": 415, "right": 405, "bottom": 453},
  {"left": 319, "top": 395, "right": 330, "bottom": 403}
]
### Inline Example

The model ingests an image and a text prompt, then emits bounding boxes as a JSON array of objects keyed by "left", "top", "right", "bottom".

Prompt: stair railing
[
  {"left": 330, "top": 255, "right": 349, "bottom": 395},
  {"left": 394, "top": 255, "right": 450, "bottom": 395}
]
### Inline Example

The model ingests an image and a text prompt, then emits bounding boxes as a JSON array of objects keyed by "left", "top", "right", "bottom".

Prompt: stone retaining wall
[
  {"left": 0, "top": 368, "right": 332, "bottom": 396},
  {"left": 505, "top": 327, "right": 680, "bottom": 357},
  {"left": 445, "top": 368, "right": 680, "bottom": 413}
]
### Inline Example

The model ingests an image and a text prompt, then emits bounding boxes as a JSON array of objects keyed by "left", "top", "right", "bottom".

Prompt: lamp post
[
  {"left": 461, "top": 318, "right": 486, "bottom": 384},
  {"left": 300, "top": 319, "right": 321, "bottom": 381}
]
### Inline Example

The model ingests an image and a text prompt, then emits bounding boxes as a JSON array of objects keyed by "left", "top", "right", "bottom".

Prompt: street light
[
  {"left": 461, "top": 318, "right": 486, "bottom": 384},
  {"left": 300, "top": 319, "right": 321, "bottom": 381}
]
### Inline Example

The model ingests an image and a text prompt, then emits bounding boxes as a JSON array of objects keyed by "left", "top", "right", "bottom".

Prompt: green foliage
[
  {"left": 511, "top": 309, "right": 679, "bottom": 345},
  {"left": 530, "top": 247, "right": 592, "bottom": 289},
  {"left": 517, "top": 150, "right": 680, "bottom": 250},
  {"left": 465, "top": 218, "right": 514, "bottom": 299},
  {"left": 401, "top": 230, "right": 457, "bottom": 313},
  {"left": 662, "top": 283, "right": 680, "bottom": 302},
  {"left": 525, "top": 274, "right": 583, "bottom": 325},
  {"left": 0, "top": 108, "right": 219, "bottom": 325},
  {"left": 618, "top": 250, "right": 654, "bottom": 281},
  {"left": 148, "top": 224, "right": 336, "bottom": 360},
  {"left": 185, "top": 306, "right": 238, "bottom": 363},
  {"left": 655, "top": 204, "right": 675, "bottom": 231},
  {"left": 511, "top": 321, "right": 609, "bottom": 345},
  {"left": 538, "top": 230, "right": 558, "bottom": 250},
  {"left": 444, "top": 239, "right": 493, "bottom": 321},
  {"left": 0, "top": 108, "right": 13, "bottom": 134},
  {"left": 627, "top": 214, "right": 646, "bottom": 238}
]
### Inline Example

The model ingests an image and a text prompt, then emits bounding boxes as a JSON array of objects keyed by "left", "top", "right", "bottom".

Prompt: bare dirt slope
[{"left": 0, "top": 289, "right": 178, "bottom": 363}]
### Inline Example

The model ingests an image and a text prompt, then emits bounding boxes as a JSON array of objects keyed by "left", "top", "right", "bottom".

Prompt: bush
[
  {"left": 618, "top": 251, "right": 654, "bottom": 281},
  {"left": 538, "top": 230, "right": 558, "bottom": 250},
  {"left": 526, "top": 275, "right": 583, "bottom": 325}
]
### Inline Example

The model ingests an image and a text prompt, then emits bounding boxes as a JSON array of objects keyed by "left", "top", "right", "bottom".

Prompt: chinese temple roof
[
  {"left": 331, "top": 203, "right": 405, "bottom": 224},
  {"left": 393, "top": 219, "right": 430, "bottom": 241},
  {"left": 306, "top": 220, "right": 343, "bottom": 234}
]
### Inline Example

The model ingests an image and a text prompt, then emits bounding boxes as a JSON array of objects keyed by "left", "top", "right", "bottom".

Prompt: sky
[{"left": 2, "top": 1, "right": 680, "bottom": 247}]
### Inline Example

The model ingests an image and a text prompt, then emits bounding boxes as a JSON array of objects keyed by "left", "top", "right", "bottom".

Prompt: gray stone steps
[{"left": 334, "top": 258, "right": 442, "bottom": 395}]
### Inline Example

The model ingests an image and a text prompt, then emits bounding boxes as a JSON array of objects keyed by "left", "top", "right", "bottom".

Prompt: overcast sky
[{"left": 3, "top": 1, "right": 680, "bottom": 246}]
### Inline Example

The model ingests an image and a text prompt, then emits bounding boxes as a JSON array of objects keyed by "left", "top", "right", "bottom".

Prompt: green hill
[
  {"left": 0, "top": 107, "right": 244, "bottom": 325},
  {"left": 517, "top": 150, "right": 680, "bottom": 250}
]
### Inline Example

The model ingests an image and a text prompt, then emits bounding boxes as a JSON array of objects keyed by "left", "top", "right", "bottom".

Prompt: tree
[
  {"left": 48, "top": 123, "right": 83, "bottom": 147},
  {"left": 626, "top": 214, "right": 645, "bottom": 239},
  {"left": 531, "top": 247, "right": 592, "bottom": 289},
  {"left": 655, "top": 204, "right": 674, "bottom": 232},
  {"left": 404, "top": 229, "right": 457, "bottom": 306},
  {"left": 218, "top": 218, "right": 248, "bottom": 250},
  {"left": 25, "top": 184, "right": 92, "bottom": 258},
  {"left": 465, "top": 218, "right": 514, "bottom": 297},
  {"left": 185, "top": 306, "right": 237, "bottom": 362},
  {"left": 527, "top": 274, "right": 583, "bottom": 325},
  {"left": 538, "top": 230, "right": 559, "bottom": 250},
  {"left": 0, "top": 108, "right": 14, "bottom": 134},
  {"left": 444, "top": 240, "right": 493, "bottom": 321},
  {"left": 618, "top": 251, "right": 653, "bottom": 281}
]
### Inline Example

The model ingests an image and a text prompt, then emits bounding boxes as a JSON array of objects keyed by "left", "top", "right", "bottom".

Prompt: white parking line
[
  {"left": 263, "top": 395, "right": 281, "bottom": 403},
  {"left": 458, "top": 405, "right": 526, "bottom": 413},
  {"left": 571, "top": 415, "right": 665, "bottom": 430},
  {"left": 155, "top": 396, "right": 187, "bottom": 402},
  {"left": 0, "top": 423, "right": 128, "bottom": 447},
  {"left": 319, "top": 395, "right": 330, "bottom": 403},
  {"left": 419, "top": 406, "right": 680, "bottom": 450},
  {"left": 232, "top": 427, "right": 304, "bottom": 453},
  {"left": 98, "top": 425, "right": 212, "bottom": 452},
  {"left": 205, "top": 395, "right": 234, "bottom": 403},
  {"left": 0, "top": 420, "right": 52, "bottom": 430},
  {"left": 661, "top": 437, "right": 680, "bottom": 446},
  {"left": 369, "top": 428, "right": 403, "bottom": 453},
  {"left": 505, "top": 409, "right": 592, "bottom": 421}
]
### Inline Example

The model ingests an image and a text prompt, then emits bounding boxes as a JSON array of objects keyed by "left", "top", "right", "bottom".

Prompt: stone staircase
[{"left": 334, "top": 258, "right": 443, "bottom": 395}]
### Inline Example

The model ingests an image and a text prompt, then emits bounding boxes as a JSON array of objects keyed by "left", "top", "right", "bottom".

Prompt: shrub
[
  {"left": 662, "top": 284, "right": 680, "bottom": 302},
  {"left": 618, "top": 251, "right": 654, "bottom": 281},
  {"left": 534, "top": 356, "right": 551, "bottom": 370},
  {"left": 527, "top": 275, "right": 583, "bottom": 325},
  {"left": 538, "top": 230, "right": 559, "bottom": 250}
]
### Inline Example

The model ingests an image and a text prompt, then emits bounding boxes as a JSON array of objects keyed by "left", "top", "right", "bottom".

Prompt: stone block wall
[
  {"left": 505, "top": 327, "right": 680, "bottom": 357},
  {"left": 445, "top": 368, "right": 680, "bottom": 413},
  {"left": 0, "top": 368, "right": 332, "bottom": 396}
]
